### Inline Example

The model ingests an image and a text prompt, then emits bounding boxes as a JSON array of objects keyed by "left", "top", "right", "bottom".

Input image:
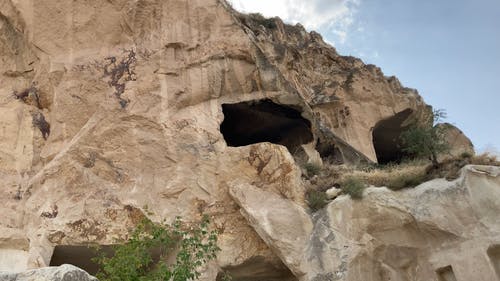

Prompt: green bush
[
  {"left": 306, "top": 190, "right": 328, "bottom": 212},
  {"left": 400, "top": 109, "right": 450, "bottom": 167},
  {"left": 342, "top": 177, "right": 366, "bottom": 199},
  {"left": 93, "top": 216, "right": 219, "bottom": 281}
]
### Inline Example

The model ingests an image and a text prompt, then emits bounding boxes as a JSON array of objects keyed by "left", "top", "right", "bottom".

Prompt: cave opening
[
  {"left": 372, "top": 109, "right": 413, "bottom": 164},
  {"left": 216, "top": 256, "right": 297, "bottom": 281},
  {"left": 49, "top": 245, "right": 114, "bottom": 275},
  {"left": 488, "top": 245, "right": 500, "bottom": 279},
  {"left": 436, "top": 265, "right": 457, "bottom": 281},
  {"left": 220, "top": 99, "right": 313, "bottom": 152},
  {"left": 50, "top": 245, "right": 166, "bottom": 275},
  {"left": 316, "top": 140, "right": 344, "bottom": 165}
]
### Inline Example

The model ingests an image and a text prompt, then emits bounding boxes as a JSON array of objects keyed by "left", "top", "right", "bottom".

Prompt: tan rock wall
[
  {"left": 0, "top": 1, "right": 485, "bottom": 280},
  {"left": 230, "top": 165, "right": 500, "bottom": 281}
]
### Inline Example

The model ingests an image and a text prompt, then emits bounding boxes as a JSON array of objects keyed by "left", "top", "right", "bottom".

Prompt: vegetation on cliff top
[
  {"left": 303, "top": 108, "right": 500, "bottom": 211},
  {"left": 305, "top": 152, "right": 499, "bottom": 211}
]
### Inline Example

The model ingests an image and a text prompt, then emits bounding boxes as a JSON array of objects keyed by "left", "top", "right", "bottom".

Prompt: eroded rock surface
[
  {"left": 438, "top": 123, "right": 475, "bottom": 160},
  {"left": 231, "top": 165, "right": 500, "bottom": 281},
  {"left": 0, "top": 264, "right": 98, "bottom": 281},
  {"left": 0, "top": 0, "right": 492, "bottom": 280}
]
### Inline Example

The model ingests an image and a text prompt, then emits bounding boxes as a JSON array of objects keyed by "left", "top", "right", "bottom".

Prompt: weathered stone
[
  {"left": 0, "top": 264, "right": 97, "bottom": 281},
  {"left": 438, "top": 123, "right": 475, "bottom": 160},
  {"left": 325, "top": 188, "right": 342, "bottom": 200},
  {"left": 232, "top": 165, "right": 500, "bottom": 281},
  {"left": 229, "top": 182, "right": 313, "bottom": 277},
  {"left": 0, "top": 228, "right": 30, "bottom": 272}
]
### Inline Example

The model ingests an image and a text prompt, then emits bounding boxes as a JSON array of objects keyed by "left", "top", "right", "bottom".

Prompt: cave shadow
[
  {"left": 220, "top": 99, "right": 313, "bottom": 153},
  {"left": 372, "top": 109, "right": 413, "bottom": 164}
]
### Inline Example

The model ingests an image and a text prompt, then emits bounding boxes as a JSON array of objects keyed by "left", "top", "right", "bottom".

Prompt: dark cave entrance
[
  {"left": 220, "top": 99, "right": 313, "bottom": 152},
  {"left": 49, "top": 245, "right": 114, "bottom": 275},
  {"left": 372, "top": 109, "right": 413, "bottom": 164},
  {"left": 216, "top": 256, "right": 297, "bottom": 281},
  {"left": 488, "top": 245, "right": 500, "bottom": 279},
  {"left": 50, "top": 245, "right": 166, "bottom": 275}
]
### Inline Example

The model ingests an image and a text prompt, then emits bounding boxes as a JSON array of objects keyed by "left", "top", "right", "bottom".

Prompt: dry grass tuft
[
  {"left": 303, "top": 152, "right": 500, "bottom": 206},
  {"left": 469, "top": 153, "right": 500, "bottom": 166},
  {"left": 341, "top": 177, "right": 366, "bottom": 199},
  {"left": 306, "top": 189, "right": 328, "bottom": 212},
  {"left": 430, "top": 152, "right": 500, "bottom": 180},
  {"left": 349, "top": 164, "right": 428, "bottom": 191},
  {"left": 304, "top": 162, "right": 322, "bottom": 178}
]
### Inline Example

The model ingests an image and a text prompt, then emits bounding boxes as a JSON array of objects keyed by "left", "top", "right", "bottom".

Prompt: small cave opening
[
  {"left": 49, "top": 245, "right": 114, "bottom": 275},
  {"left": 372, "top": 109, "right": 413, "bottom": 164},
  {"left": 220, "top": 99, "right": 313, "bottom": 152},
  {"left": 436, "top": 265, "right": 457, "bottom": 281},
  {"left": 488, "top": 245, "right": 500, "bottom": 279},
  {"left": 50, "top": 245, "right": 167, "bottom": 275},
  {"left": 216, "top": 256, "right": 297, "bottom": 281}
]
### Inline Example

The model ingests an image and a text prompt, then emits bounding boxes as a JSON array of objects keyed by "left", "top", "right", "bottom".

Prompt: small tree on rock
[{"left": 400, "top": 109, "right": 450, "bottom": 167}]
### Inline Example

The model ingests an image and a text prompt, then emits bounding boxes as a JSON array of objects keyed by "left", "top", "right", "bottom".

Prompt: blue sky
[{"left": 230, "top": 0, "right": 500, "bottom": 155}]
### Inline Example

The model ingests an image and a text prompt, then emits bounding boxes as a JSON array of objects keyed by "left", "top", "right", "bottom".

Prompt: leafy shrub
[
  {"left": 341, "top": 177, "right": 366, "bottom": 199},
  {"left": 306, "top": 190, "right": 328, "bottom": 212},
  {"left": 401, "top": 109, "right": 449, "bottom": 167},
  {"left": 93, "top": 216, "right": 219, "bottom": 281}
]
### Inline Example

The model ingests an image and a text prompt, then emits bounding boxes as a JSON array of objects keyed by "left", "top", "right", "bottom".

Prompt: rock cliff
[
  {"left": 230, "top": 165, "right": 500, "bottom": 281},
  {"left": 0, "top": 1, "right": 492, "bottom": 281}
]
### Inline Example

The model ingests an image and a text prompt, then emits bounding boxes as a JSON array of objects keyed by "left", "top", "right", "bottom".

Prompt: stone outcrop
[
  {"left": 438, "top": 123, "right": 475, "bottom": 160},
  {"left": 0, "top": 264, "right": 98, "bottom": 281},
  {"left": 231, "top": 165, "right": 500, "bottom": 281},
  {"left": 0, "top": 0, "right": 493, "bottom": 280},
  {"left": 229, "top": 182, "right": 313, "bottom": 277}
]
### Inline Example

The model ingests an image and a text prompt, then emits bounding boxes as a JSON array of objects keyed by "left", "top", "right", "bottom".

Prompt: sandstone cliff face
[
  {"left": 235, "top": 14, "right": 430, "bottom": 163},
  {"left": 0, "top": 1, "right": 485, "bottom": 281}
]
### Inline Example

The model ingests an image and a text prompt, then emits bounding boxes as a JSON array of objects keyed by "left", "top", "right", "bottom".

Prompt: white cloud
[
  {"left": 229, "top": 0, "right": 359, "bottom": 45},
  {"left": 332, "top": 30, "right": 347, "bottom": 44}
]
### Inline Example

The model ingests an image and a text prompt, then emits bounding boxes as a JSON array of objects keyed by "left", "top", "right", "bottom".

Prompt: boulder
[
  {"left": 325, "top": 188, "right": 342, "bottom": 200},
  {"left": 438, "top": 123, "right": 475, "bottom": 160},
  {"left": 0, "top": 264, "right": 97, "bottom": 281},
  {"left": 229, "top": 182, "right": 313, "bottom": 277}
]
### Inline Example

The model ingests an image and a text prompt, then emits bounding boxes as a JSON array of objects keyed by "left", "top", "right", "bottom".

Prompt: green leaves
[
  {"left": 93, "top": 215, "right": 220, "bottom": 281},
  {"left": 400, "top": 109, "right": 450, "bottom": 166}
]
